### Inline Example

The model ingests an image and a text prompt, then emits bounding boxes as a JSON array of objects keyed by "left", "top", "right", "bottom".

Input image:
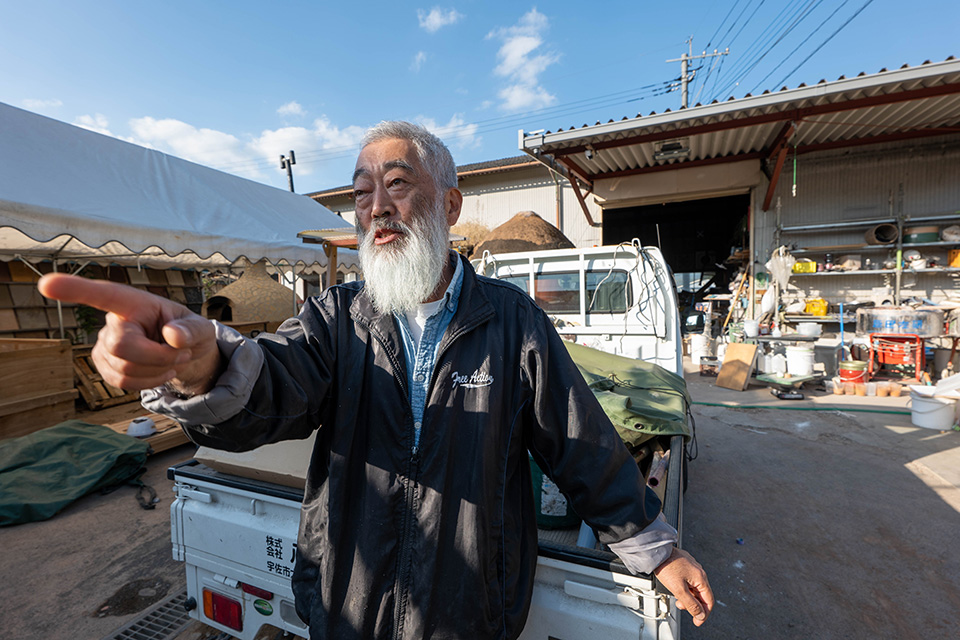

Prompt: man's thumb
[{"left": 161, "top": 317, "right": 213, "bottom": 350}]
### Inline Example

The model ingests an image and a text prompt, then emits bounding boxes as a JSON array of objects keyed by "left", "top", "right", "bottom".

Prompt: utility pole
[
  {"left": 667, "top": 39, "right": 729, "bottom": 109},
  {"left": 280, "top": 150, "right": 296, "bottom": 192}
]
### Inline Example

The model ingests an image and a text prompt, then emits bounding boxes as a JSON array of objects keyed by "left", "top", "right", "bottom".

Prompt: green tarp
[
  {"left": 0, "top": 420, "right": 150, "bottom": 526},
  {"left": 565, "top": 342, "right": 691, "bottom": 448}
]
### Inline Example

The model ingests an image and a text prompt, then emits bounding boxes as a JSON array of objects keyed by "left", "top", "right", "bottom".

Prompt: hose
[{"left": 691, "top": 401, "right": 910, "bottom": 416}]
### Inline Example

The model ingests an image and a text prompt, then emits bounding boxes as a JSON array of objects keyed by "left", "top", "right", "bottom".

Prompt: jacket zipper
[
  {"left": 364, "top": 329, "right": 419, "bottom": 640},
  {"left": 392, "top": 447, "right": 420, "bottom": 640}
]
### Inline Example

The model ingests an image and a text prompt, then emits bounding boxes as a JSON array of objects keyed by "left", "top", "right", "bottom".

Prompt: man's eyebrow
[{"left": 352, "top": 159, "right": 418, "bottom": 186}]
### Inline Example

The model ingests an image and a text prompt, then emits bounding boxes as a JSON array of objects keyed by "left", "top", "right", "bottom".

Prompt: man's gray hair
[{"left": 361, "top": 121, "right": 458, "bottom": 192}]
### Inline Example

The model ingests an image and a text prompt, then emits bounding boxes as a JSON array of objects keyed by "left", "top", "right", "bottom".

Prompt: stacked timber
[{"left": 0, "top": 338, "right": 78, "bottom": 440}]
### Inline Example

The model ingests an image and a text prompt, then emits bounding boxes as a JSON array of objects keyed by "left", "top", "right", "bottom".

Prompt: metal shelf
[
  {"left": 791, "top": 268, "right": 960, "bottom": 276},
  {"left": 783, "top": 314, "right": 856, "bottom": 324}
]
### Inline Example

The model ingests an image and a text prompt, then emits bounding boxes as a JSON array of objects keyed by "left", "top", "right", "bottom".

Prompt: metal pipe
[{"left": 781, "top": 218, "right": 896, "bottom": 233}]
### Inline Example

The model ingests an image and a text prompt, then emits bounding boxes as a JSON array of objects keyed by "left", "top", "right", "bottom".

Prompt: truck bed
[{"left": 168, "top": 434, "right": 683, "bottom": 639}]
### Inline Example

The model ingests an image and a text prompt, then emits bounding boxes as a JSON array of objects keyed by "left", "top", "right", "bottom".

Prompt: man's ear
[{"left": 444, "top": 188, "right": 463, "bottom": 226}]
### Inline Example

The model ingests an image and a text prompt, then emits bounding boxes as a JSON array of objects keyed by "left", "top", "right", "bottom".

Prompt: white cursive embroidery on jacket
[{"left": 451, "top": 369, "right": 494, "bottom": 390}]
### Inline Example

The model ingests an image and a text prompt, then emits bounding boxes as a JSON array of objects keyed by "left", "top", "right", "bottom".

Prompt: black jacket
[{"left": 183, "top": 254, "right": 662, "bottom": 640}]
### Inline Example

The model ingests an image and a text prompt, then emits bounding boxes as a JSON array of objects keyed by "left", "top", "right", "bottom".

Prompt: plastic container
[
  {"left": 856, "top": 307, "right": 944, "bottom": 338},
  {"left": 529, "top": 455, "right": 579, "bottom": 529},
  {"left": 908, "top": 387, "right": 959, "bottom": 430},
  {"left": 798, "top": 322, "right": 822, "bottom": 337},
  {"left": 903, "top": 226, "right": 940, "bottom": 244},
  {"left": 804, "top": 298, "right": 828, "bottom": 316},
  {"left": 792, "top": 260, "right": 817, "bottom": 273},
  {"left": 689, "top": 334, "right": 711, "bottom": 366},
  {"left": 786, "top": 346, "right": 815, "bottom": 376},
  {"left": 743, "top": 319, "right": 759, "bottom": 338},
  {"left": 839, "top": 360, "right": 867, "bottom": 384},
  {"left": 866, "top": 382, "right": 877, "bottom": 396}
]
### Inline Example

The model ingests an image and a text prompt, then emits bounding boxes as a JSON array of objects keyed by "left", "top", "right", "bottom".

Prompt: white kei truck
[{"left": 168, "top": 242, "right": 690, "bottom": 639}]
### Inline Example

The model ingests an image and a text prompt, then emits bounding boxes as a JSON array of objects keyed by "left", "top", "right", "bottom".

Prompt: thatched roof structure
[
  {"left": 202, "top": 260, "right": 299, "bottom": 323},
  {"left": 470, "top": 211, "right": 574, "bottom": 259}
]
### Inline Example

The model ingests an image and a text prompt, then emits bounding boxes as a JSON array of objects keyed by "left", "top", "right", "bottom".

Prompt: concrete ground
[
  {"left": 679, "top": 367, "right": 960, "bottom": 639},
  {"left": 2, "top": 365, "right": 959, "bottom": 640}
]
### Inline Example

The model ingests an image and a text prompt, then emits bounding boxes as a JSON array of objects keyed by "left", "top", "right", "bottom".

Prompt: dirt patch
[{"left": 94, "top": 577, "right": 170, "bottom": 617}]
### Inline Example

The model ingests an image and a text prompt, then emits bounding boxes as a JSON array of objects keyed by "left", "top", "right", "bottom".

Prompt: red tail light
[
  {"left": 241, "top": 582, "right": 274, "bottom": 600},
  {"left": 202, "top": 588, "right": 243, "bottom": 631}
]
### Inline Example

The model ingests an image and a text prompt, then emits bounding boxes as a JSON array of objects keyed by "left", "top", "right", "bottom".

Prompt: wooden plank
[
  {"left": 7, "top": 261, "right": 40, "bottom": 282},
  {"left": 103, "top": 414, "right": 190, "bottom": 453},
  {"left": 73, "top": 361, "right": 102, "bottom": 407},
  {"left": 0, "top": 389, "right": 78, "bottom": 418},
  {"left": 15, "top": 307, "right": 49, "bottom": 330},
  {"left": 0, "top": 309, "right": 17, "bottom": 331},
  {"left": 716, "top": 343, "right": 759, "bottom": 391},
  {"left": 72, "top": 345, "right": 140, "bottom": 409},
  {"left": 0, "top": 339, "right": 73, "bottom": 402},
  {"left": 0, "top": 398, "right": 76, "bottom": 440}
]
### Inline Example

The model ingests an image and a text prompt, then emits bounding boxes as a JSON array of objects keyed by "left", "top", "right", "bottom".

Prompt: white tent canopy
[{"left": 0, "top": 101, "right": 356, "bottom": 272}]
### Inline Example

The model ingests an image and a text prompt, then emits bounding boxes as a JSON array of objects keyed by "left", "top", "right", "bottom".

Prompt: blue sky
[{"left": 2, "top": 0, "right": 957, "bottom": 193}]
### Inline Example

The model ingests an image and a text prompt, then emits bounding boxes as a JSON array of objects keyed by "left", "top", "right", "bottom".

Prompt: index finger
[{"left": 38, "top": 273, "right": 160, "bottom": 319}]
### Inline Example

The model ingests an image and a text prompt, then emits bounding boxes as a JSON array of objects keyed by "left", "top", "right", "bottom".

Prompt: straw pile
[{"left": 470, "top": 211, "right": 574, "bottom": 259}]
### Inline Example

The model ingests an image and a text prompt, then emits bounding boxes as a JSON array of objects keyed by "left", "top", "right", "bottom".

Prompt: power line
[
  {"left": 768, "top": 0, "right": 877, "bottom": 89},
  {"left": 712, "top": 0, "right": 824, "bottom": 99},
  {"left": 710, "top": 0, "right": 811, "bottom": 91},
  {"left": 691, "top": 0, "right": 768, "bottom": 102},
  {"left": 747, "top": 0, "right": 851, "bottom": 94},
  {"left": 703, "top": 0, "right": 744, "bottom": 51}
]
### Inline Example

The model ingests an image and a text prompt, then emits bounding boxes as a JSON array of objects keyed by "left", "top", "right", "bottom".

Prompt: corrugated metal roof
[{"left": 520, "top": 57, "right": 960, "bottom": 187}]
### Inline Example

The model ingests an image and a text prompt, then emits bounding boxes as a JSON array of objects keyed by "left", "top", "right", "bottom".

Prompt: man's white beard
[{"left": 357, "top": 205, "right": 450, "bottom": 315}]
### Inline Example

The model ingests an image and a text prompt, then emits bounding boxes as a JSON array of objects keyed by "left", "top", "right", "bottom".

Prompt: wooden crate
[
  {"left": 0, "top": 338, "right": 78, "bottom": 440},
  {"left": 73, "top": 345, "right": 141, "bottom": 410}
]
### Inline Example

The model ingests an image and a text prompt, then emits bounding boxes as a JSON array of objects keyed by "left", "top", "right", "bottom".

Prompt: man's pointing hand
[{"left": 38, "top": 273, "right": 222, "bottom": 395}]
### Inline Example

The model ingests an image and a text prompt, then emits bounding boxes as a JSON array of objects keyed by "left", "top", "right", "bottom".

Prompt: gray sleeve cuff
[
  {"left": 141, "top": 321, "right": 264, "bottom": 426},
  {"left": 607, "top": 513, "right": 679, "bottom": 575}
]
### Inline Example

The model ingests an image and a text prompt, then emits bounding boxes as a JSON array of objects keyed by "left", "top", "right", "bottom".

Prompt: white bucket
[
  {"left": 908, "top": 387, "right": 959, "bottom": 430},
  {"left": 786, "top": 346, "right": 815, "bottom": 376},
  {"left": 690, "top": 334, "right": 711, "bottom": 366},
  {"left": 743, "top": 319, "right": 759, "bottom": 337}
]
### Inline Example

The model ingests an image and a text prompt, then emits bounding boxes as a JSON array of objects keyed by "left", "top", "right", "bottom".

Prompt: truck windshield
[{"left": 500, "top": 270, "right": 633, "bottom": 314}]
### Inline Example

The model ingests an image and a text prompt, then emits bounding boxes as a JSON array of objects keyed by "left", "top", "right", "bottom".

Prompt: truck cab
[{"left": 474, "top": 242, "right": 682, "bottom": 375}]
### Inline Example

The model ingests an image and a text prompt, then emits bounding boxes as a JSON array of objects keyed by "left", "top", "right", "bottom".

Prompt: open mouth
[{"left": 373, "top": 227, "right": 405, "bottom": 246}]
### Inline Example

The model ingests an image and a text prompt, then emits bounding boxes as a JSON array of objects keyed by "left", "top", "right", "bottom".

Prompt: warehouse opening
[{"left": 601, "top": 193, "right": 750, "bottom": 298}]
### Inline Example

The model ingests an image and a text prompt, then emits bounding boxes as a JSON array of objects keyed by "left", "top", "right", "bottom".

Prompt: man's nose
[{"left": 370, "top": 186, "right": 396, "bottom": 219}]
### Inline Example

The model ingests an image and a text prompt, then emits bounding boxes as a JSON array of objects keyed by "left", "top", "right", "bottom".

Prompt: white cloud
[
  {"left": 63, "top": 111, "right": 370, "bottom": 188},
  {"left": 73, "top": 113, "right": 114, "bottom": 136},
  {"left": 487, "top": 9, "right": 559, "bottom": 112},
  {"left": 22, "top": 98, "right": 63, "bottom": 110},
  {"left": 277, "top": 101, "right": 305, "bottom": 117},
  {"left": 129, "top": 117, "right": 258, "bottom": 179},
  {"left": 415, "top": 113, "right": 481, "bottom": 150},
  {"left": 411, "top": 51, "right": 428, "bottom": 72},
  {"left": 418, "top": 7, "right": 463, "bottom": 33}
]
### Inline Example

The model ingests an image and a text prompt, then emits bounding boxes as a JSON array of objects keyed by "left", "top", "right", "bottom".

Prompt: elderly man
[{"left": 39, "top": 121, "right": 712, "bottom": 639}]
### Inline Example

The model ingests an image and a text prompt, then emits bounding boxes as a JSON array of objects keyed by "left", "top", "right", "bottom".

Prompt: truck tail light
[
  {"left": 241, "top": 582, "right": 274, "bottom": 600},
  {"left": 202, "top": 588, "right": 243, "bottom": 632}
]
